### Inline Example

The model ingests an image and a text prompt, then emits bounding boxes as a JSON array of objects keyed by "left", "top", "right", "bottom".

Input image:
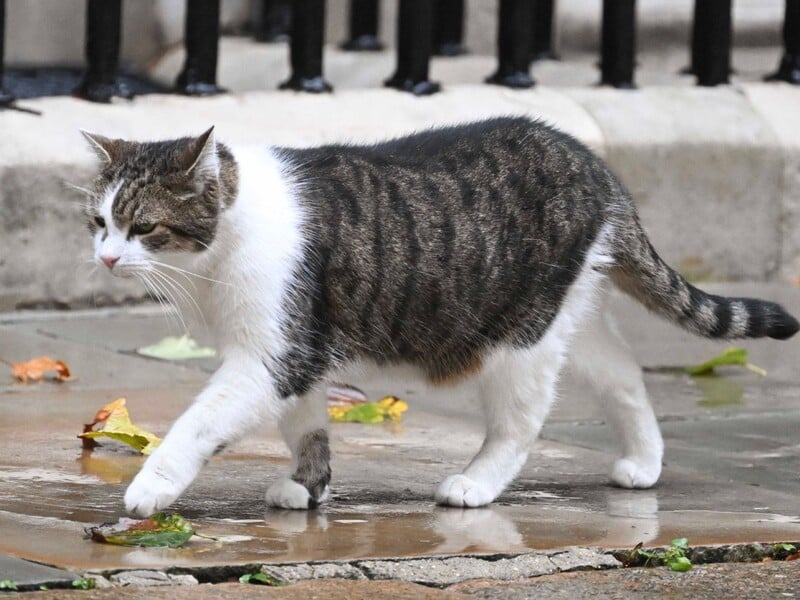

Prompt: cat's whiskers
[
  {"left": 148, "top": 267, "right": 206, "bottom": 328},
  {"left": 135, "top": 268, "right": 186, "bottom": 332},
  {"left": 149, "top": 260, "right": 232, "bottom": 287}
]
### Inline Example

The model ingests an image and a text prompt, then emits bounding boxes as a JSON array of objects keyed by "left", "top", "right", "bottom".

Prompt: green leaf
[
  {"left": 0, "top": 580, "right": 17, "bottom": 591},
  {"left": 670, "top": 538, "right": 689, "bottom": 550},
  {"left": 86, "top": 513, "right": 194, "bottom": 548},
  {"left": 137, "top": 335, "right": 216, "bottom": 361},
  {"left": 72, "top": 578, "right": 96, "bottom": 590},
  {"left": 685, "top": 347, "right": 766, "bottom": 377},
  {"left": 239, "top": 572, "right": 282, "bottom": 586},
  {"left": 667, "top": 556, "right": 693, "bottom": 572},
  {"left": 328, "top": 395, "right": 409, "bottom": 424},
  {"left": 775, "top": 543, "right": 797, "bottom": 552}
]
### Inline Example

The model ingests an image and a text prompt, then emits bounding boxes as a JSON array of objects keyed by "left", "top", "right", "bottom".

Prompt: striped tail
[{"left": 609, "top": 216, "right": 799, "bottom": 340}]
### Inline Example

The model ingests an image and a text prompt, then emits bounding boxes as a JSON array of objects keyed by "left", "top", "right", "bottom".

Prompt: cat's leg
[
  {"left": 265, "top": 390, "right": 331, "bottom": 509},
  {"left": 124, "top": 351, "right": 285, "bottom": 517},
  {"left": 435, "top": 342, "right": 566, "bottom": 507},
  {"left": 569, "top": 305, "right": 663, "bottom": 489}
]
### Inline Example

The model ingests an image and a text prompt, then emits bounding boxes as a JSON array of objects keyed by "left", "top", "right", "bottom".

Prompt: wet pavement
[{"left": 0, "top": 283, "right": 799, "bottom": 574}]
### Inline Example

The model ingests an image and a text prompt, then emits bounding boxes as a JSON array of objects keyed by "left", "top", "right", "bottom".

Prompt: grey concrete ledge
[
  {"left": 67, "top": 541, "right": 800, "bottom": 589},
  {"left": 1, "top": 83, "right": 799, "bottom": 308}
]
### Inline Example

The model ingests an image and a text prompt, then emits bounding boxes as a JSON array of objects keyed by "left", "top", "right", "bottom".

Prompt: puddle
[
  {"left": 1, "top": 496, "right": 799, "bottom": 571},
  {"left": 693, "top": 376, "right": 744, "bottom": 408}
]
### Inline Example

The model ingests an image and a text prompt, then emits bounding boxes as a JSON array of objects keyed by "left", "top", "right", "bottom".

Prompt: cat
[{"left": 80, "top": 118, "right": 799, "bottom": 517}]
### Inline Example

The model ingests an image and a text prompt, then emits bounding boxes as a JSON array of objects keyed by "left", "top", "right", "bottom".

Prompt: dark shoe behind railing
[{"left": 0, "top": 0, "right": 798, "bottom": 105}]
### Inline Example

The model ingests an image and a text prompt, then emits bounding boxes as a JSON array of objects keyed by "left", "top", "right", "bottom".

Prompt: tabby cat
[{"left": 81, "top": 118, "right": 798, "bottom": 516}]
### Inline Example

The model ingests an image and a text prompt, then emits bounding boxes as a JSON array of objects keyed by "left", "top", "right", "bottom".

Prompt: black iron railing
[{"left": 0, "top": 0, "right": 798, "bottom": 105}]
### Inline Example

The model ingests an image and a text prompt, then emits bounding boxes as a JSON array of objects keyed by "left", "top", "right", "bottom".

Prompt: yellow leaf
[
  {"left": 327, "top": 395, "right": 408, "bottom": 424},
  {"left": 79, "top": 398, "right": 161, "bottom": 455}
]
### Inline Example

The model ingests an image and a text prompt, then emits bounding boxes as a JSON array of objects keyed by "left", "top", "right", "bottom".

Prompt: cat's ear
[
  {"left": 81, "top": 130, "right": 125, "bottom": 164},
  {"left": 182, "top": 126, "right": 219, "bottom": 179}
]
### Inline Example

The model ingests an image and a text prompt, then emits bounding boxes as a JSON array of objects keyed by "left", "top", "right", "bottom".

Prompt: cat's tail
[{"left": 609, "top": 215, "right": 799, "bottom": 340}]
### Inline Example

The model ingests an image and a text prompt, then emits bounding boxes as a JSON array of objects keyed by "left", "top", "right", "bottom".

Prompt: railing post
[
  {"left": 176, "top": 0, "right": 224, "bottom": 95},
  {"left": 766, "top": 0, "right": 800, "bottom": 84},
  {"left": 433, "top": 0, "right": 466, "bottom": 56},
  {"left": 385, "top": 0, "right": 440, "bottom": 95},
  {"left": 255, "top": 0, "right": 291, "bottom": 43},
  {"left": 693, "top": 0, "right": 731, "bottom": 86},
  {"left": 0, "top": 0, "right": 14, "bottom": 106},
  {"left": 76, "top": 0, "right": 131, "bottom": 103},
  {"left": 486, "top": 0, "right": 535, "bottom": 89},
  {"left": 342, "top": 0, "right": 382, "bottom": 51},
  {"left": 280, "top": 0, "right": 332, "bottom": 92},
  {"left": 600, "top": 0, "right": 636, "bottom": 88},
  {"left": 531, "top": 0, "right": 556, "bottom": 61}
]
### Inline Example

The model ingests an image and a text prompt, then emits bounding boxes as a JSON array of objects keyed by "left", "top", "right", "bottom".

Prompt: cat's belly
[{"left": 327, "top": 355, "right": 486, "bottom": 391}]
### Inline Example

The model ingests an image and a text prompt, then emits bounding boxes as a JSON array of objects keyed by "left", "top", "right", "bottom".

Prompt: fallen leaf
[
  {"left": 79, "top": 398, "right": 161, "bottom": 455},
  {"left": 328, "top": 395, "right": 408, "bottom": 424},
  {"left": 685, "top": 347, "right": 766, "bottom": 377},
  {"left": 136, "top": 335, "right": 216, "bottom": 360},
  {"left": 787, "top": 552, "right": 800, "bottom": 561},
  {"left": 86, "top": 513, "right": 194, "bottom": 548},
  {"left": 4, "top": 356, "right": 73, "bottom": 383}
]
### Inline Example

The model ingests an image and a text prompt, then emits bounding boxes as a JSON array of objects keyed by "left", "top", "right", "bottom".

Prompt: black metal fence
[{"left": 1, "top": 0, "right": 799, "bottom": 105}]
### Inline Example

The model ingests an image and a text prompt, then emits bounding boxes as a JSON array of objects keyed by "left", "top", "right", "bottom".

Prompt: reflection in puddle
[
  {"left": 78, "top": 450, "right": 142, "bottom": 484},
  {"left": 693, "top": 376, "right": 744, "bottom": 408},
  {"left": 432, "top": 507, "right": 526, "bottom": 554}
]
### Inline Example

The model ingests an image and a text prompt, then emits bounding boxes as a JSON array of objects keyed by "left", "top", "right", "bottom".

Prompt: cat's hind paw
[
  {"left": 611, "top": 458, "right": 661, "bottom": 489},
  {"left": 124, "top": 470, "right": 183, "bottom": 517},
  {"left": 266, "top": 478, "right": 327, "bottom": 509},
  {"left": 435, "top": 474, "right": 496, "bottom": 507}
]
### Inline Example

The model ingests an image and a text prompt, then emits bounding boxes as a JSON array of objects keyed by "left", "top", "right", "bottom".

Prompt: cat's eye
[
  {"left": 130, "top": 222, "right": 157, "bottom": 236},
  {"left": 94, "top": 216, "right": 106, "bottom": 228}
]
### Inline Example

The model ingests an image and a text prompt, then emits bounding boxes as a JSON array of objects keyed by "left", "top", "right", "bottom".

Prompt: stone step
[{"left": 0, "top": 81, "right": 798, "bottom": 309}]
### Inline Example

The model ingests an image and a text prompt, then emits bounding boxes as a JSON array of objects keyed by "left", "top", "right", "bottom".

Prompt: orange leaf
[
  {"left": 9, "top": 356, "right": 73, "bottom": 383},
  {"left": 787, "top": 552, "right": 800, "bottom": 561}
]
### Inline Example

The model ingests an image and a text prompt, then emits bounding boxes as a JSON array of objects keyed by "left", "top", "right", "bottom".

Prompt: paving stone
[
  {"left": 548, "top": 548, "right": 622, "bottom": 572},
  {"left": 358, "top": 553, "right": 559, "bottom": 586},
  {"left": 110, "top": 570, "right": 198, "bottom": 586},
  {"left": 262, "top": 562, "right": 366, "bottom": 583},
  {"left": 0, "top": 554, "right": 76, "bottom": 588}
]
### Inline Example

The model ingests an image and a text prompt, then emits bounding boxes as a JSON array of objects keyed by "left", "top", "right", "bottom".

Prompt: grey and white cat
[{"left": 81, "top": 118, "right": 798, "bottom": 517}]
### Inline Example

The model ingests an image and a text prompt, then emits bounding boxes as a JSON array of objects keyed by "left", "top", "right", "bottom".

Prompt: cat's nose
[{"left": 101, "top": 255, "right": 120, "bottom": 269}]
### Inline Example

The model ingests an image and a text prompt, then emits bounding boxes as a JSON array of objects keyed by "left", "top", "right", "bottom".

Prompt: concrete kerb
[
  {"left": 39, "top": 540, "right": 797, "bottom": 592},
  {"left": 1, "top": 83, "right": 800, "bottom": 309}
]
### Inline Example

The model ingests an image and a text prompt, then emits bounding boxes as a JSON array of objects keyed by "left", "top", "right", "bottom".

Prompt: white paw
[
  {"left": 265, "top": 478, "right": 313, "bottom": 510},
  {"left": 124, "top": 469, "right": 184, "bottom": 517},
  {"left": 611, "top": 458, "right": 661, "bottom": 489},
  {"left": 435, "top": 474, "right": 496, "bottom": 507}
]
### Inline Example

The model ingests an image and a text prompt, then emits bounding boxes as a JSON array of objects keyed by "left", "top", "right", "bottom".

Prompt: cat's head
[{"left": 81, "top": 127, "right": 233, "bottom": 277}]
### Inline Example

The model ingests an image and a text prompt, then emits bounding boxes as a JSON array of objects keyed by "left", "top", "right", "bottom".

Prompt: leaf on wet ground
[
  {"left": 2, "top": 355, "right": 74, "bottom": 383},
  {"left": 327, "top": 394, "right": 408, "bottom": 424},
  {"left": 627, "top": 538, "right": 693, "bottom": 572},
  {"left": 685, "top": 347, "right": 766, "bottom": 377},
  {"left": 646, "top": 347, "right": 767, "bottom": 378},
  {"left": 86, "top": 513, "right": 194, "bottom": 548},
  {"left": 78, "top": 398, "right": 161, "bottom": 455},
  {"left": 136, "top": 335, "right": 216, "bottom": 360}
]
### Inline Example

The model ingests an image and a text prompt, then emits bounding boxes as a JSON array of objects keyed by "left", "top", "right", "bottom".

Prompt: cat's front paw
[
  {"left": 124, "top": 469, "right": 184, "bottom": 517},
  {"left": 435, "top": 474, "right": 496, "bottom": 507},
  {"left": 266, "top": 478, "right": 328, "bottom": 510},
  {"left": 611, "top": 458, "right": 661, "bottom": 489}
]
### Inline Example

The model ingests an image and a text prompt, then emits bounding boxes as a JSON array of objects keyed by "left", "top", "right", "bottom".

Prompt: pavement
[{"left": 0, "top": 283, "right": 798, "bottom": 594}]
